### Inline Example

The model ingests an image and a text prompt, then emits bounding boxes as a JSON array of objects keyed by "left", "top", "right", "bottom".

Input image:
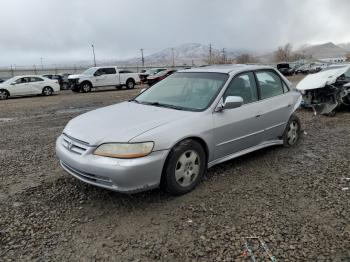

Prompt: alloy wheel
[
  {"left": 0, "top": 90, "right": 8, "bottom": 100},
  {"left": 127, "top": 81, "right": 134, "bottom": 89},
  {"left": 43, "top": 87, "right": 52, "bottom": 96},
  {"left": 82, "top": 84, "right": 90, "bottom": 92}
]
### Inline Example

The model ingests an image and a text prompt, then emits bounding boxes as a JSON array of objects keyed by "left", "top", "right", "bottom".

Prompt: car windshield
[
  {"left": 2, "top": 77, "right": 17, "bottom": 84},
  {"left": 82, "top": 68, "right": 97, "bottom": 75},
  {"left": 133, "top": 72, "right": 229, "bottom": 111}
]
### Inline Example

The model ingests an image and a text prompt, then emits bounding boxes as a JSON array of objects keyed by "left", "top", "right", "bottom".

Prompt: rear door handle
[{"left": 255, "top": 114, "right": 262, "bottom": 118}]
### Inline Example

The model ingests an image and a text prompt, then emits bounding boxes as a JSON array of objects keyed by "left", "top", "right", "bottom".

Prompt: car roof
[
  {"left": 14, "top": 75, "right": 45, "bottom": 78},
  {"left": 178, "top": 64, "right": 273, "bottom": 75}
]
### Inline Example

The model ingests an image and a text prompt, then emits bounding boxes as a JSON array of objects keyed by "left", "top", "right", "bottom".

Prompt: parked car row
[
  {"left": 277, "top": 62, "right": 324, "bottom": 76},
  {"left": 43, "top": 73, "right": 71, "bottom": 90}
]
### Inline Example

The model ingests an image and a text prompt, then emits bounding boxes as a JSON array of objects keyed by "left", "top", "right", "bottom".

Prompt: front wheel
[
  {"left": 162, "top": 140, "right": 206, "bottom": 195},
  {"left": 283, "top": 115, "right": 301, "bottom": 147},
  {"left": 81, "top": 82, "right": 92, "bottom": 93},
  {"left": 42, "top": 86, "right": 53, "bottom": 96},
  {"left": 0, "top": 90, "right": 9, "bottom": 100}
]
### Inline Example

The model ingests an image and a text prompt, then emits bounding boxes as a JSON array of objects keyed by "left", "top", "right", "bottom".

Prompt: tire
[
  {"left": 126, "top": 79, "right": 135, "bottom": 89},
  {"left": 0, "top": 89, "right": 9, "bottom": 100},
  {"left": 42, "top": 86, "right": 53, "bottom": 96},
  {"left": 81, "top": 82, "right": 92, "bottom": 93},
  {"left": 162, "top": 139, "right": 206, "bottom": 195},
  {"left": 283, "top": 114, "right": 301, "bottom": 147}
]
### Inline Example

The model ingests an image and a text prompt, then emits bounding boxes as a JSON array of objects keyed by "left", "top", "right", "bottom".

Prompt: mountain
[
  {"left": 296, "top": 42, "right": 347, "bottom": 59},
  {"left": 118, "top": 43, "right": 245, "bottom": 66},
  {"left": 338, "top": 42, "right": 350, "bottom": 52}
]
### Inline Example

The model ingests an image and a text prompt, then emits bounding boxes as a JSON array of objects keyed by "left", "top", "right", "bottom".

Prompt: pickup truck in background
[{"left": 68, "top": 66, "right": 140, "bottom": 92}]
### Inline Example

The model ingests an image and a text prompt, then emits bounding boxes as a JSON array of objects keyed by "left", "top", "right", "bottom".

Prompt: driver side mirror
[
  {"left": 216, "top": 96, "right": 243, "bottom": 111},
  {"left": 94, "top": 72, "right": 102, "bottom": 77},
  {"left": 10, "top": 82, "right": 16, "bottom": 85}
]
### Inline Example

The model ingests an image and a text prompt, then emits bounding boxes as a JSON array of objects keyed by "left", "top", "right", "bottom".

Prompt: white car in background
[{"left": 0, "top": 75, "right": 60, "bottom": 100}]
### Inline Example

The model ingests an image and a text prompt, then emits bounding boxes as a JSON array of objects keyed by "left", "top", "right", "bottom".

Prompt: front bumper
[{"left": 56, "top": 135, "right": 169, "bottom": 193}]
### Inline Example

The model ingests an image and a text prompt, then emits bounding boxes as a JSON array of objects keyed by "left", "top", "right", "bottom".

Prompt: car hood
[
  {"left": 147, "top": 75, "right": 160, "bottom": 80},
  {"left": 296, "top": 66, "right": 350, "bottom": 91},
  {"left": 68, "top": 74, "right": 82, "bottom": 79},
  {"left": 63, "top": 101, "right": 192, "bottom": 145}
]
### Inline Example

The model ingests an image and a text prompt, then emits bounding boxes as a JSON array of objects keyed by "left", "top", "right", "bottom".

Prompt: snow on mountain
[{"left": 118, "top": 43, "right": 245, "bottom": 66}]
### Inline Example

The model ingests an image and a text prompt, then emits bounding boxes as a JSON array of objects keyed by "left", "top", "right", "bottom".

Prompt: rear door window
[
  {"left": 103, "top": 68, "right": 116, "bottom": 74},
  {"left": 30, "top": 77, "right": 44, "bottom": 82},
  {"left": 255, "top": 71, "right": 284, "bottom": 99}
]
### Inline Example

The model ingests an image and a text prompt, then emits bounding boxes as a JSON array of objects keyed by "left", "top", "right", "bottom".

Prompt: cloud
[{"left": 0, "top": 0, "right": 349, "bottom": 66}]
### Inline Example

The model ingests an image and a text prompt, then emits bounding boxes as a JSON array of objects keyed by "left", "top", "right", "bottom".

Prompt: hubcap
[
  {"left": 287, "top": 121, "right": 299, "bottom": 145},
  {"left": 175, "top": 150, "right": 200, "bottom": 187},
  {"left": 128, "top": 81, "right": 133, "bottom": 88}
]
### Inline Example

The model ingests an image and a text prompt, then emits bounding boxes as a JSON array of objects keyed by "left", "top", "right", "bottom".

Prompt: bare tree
[
  {"left": 346, "top": 53, "right": 350, "bottom": 62},
  {"left": 274, "top": 43, "right": 293, "bottom": 62},
  {"left": 235, "top": 53, "right": 260, "bottom": 64}
]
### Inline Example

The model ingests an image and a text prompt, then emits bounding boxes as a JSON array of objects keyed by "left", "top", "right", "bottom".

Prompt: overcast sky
[{"left": 1, "top": 0, "right": 350, "bottom": 66}]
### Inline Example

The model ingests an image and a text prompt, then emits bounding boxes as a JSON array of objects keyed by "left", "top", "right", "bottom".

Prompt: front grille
[
  {"left": 61, "top": 161, "right": 113, "bottom": 186},
  {"left": 62, "top": 133, "right": 89, "bottom": 155},
  {"left": 68, "top": 78, "right": 79, "bottom": 85}
]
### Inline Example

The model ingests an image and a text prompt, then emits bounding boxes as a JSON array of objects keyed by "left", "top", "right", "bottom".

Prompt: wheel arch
[
  {"left": 80, "top": 80, "right": 92, "bottom": 86},
  {"left": 126, "top": 78, "right": 135, "bottom": 84},
  {"left": 159, "top": 136, "right": 209, "bottom": 189},
  {"left": 161, "top": 136, "right": 210, "bottom": 171}
]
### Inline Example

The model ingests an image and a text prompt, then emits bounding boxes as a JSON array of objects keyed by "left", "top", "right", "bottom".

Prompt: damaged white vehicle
[{"left": 296, "top": 65, "right": 350, "bottom": 115}]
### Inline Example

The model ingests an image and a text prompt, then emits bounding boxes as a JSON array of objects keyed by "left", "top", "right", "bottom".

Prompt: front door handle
[{"left": 255, "top": 114, "right": 262, "bottom": 118}]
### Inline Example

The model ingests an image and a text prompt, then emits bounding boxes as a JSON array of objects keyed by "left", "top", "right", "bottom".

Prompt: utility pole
[
  {"left": 10, "top": 64, "right": 14, "bottom": 77},
  {"left": 222, "top": 48, "right": 226, "bottom": 64},
  {"left": 171, "top": 48, "right": 175, "bottom": 67},
  {"left": 140, "top": 48, "right": 145, "bottom": 67},
  {"left": 40, "top": 57, "right": 44, "bottom": 69},
  {"left": 209, "top": 44, "right": 212, "bottom": 65},
  {"left": 91, "top": 44, "right": 96, "bottom": 66}
]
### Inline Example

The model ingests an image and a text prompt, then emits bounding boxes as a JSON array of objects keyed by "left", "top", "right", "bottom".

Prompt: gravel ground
[{"left": 0, "top": 83, "right": 349, "bottom": 261}]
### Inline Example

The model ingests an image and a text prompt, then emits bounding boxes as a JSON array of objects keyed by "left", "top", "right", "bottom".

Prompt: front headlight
[{"left": 93, "top": 142, "right": 154, "bottom": 159}]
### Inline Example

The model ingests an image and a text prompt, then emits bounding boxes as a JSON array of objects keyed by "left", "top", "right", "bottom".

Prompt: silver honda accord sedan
[{"left": 56, "top": 64, "right": 302, "bottom": 195}]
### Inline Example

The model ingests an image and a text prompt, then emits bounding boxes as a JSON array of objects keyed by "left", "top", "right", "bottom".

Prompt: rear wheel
[
  {"left": 126, "top": 79, "right": 135, "bottom": 89},
  {"left": 283, "top": 115, "right": 301, "bottom": 147},
  {"left": 162, "top": 140, "right": 206, "bottom": 195},
  {"left": 42, "top": 86, "right": 53, "bottom": 96},
  {"left": 0, "top": 89, "right": 9, "bottom": 100}
]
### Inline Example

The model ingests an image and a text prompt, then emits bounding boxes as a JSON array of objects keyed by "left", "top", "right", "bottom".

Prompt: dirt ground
[{"left": 0, "top": 82, "right": 349, "bottom": 261}]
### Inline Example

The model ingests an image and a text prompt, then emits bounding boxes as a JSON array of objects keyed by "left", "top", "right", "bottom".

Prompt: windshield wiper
[
  {"left": 128, "top": 98, "right": 140, "bottom": 103},
  {"left": 142, "top": 101, "right": 188, "bottom": 111}
]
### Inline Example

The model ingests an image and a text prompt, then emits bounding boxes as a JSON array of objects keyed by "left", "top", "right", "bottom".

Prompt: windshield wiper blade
[{"left": 145, "top": 102, "right": 187, "bottom": 111}]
